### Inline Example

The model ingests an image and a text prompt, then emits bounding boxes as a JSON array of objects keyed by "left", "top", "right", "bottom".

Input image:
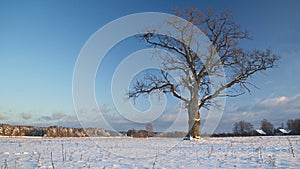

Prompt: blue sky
[{"left": 0, "top": 0, "right": 299, "bottom": 133}]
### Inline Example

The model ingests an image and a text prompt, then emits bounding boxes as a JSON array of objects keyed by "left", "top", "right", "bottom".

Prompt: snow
[{"left": 0, "top": 136, "right": 299, "bottom": 168}]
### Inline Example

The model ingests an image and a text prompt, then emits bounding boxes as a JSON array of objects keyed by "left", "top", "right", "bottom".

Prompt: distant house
[
  {"left": 275, "top": 128, "right": 291, "bottom": 136},
  {"left": 252, "top": 129, "right": 266, "bottom": 136}
]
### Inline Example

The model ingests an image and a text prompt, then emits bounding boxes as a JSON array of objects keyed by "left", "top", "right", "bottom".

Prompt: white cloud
[
  {"left": 21, "top": 112, "right": 32, "bottom": 120},
  {"left": 259, "top": 94, "right": 300, "bottom": 114},
  {"left": 91, "top": 104, "right": 114, "bottom": 114},
  {"left": 261, "top": 96, "right": 288, "bottom": 107},
  {"left": 0, "top": 114, "right": 7, "bottom": 120},
  {"left": 52, "top": 112, "right": 66, "bottom": 120},
  {"left": 40, "top": 112, "right": 67, "bottom": 121},
  {"left": 159, "top": 114, "right": 177, "bottom": 122}
]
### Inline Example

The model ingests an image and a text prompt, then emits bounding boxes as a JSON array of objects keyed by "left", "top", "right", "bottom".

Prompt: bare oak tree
[{"left": 128, "top": 8, "right": 279, "bottom": 139}]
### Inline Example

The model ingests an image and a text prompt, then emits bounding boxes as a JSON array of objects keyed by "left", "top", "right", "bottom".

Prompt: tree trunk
[
  {"left": 186, "top": 106, "right": 201, "bottom": 139},
  {"left": 186, "top": 88, "right": 201, "bottom": 139}
]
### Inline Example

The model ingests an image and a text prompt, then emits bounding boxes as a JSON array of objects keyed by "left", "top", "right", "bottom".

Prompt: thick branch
[
  {"left": 128, "top": 72, "right": 188, "bottom": 103},
  {"left": 199, "top": 49, "right": 279, "bottom": 108}
]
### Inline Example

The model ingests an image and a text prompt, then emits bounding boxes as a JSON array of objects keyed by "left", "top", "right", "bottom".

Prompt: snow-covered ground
[{"left": 0, "top": 136, "right": 299, "bottom": 168}]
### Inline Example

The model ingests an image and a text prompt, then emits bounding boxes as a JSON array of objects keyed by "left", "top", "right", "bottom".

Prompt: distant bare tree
[
  {"left": 146, "top": 123, "right": 153, "bottom": 132},
  {"left": 146, "top": 123, "right": 154, "bottom": 137},
  {"left": 128, "top": 8, "right": 279, "bottom": 139},
  {"left": 261, "top": 119, "right": 274, "bottom": 135},
  {"left": 287, "top": 119, "right": 293, "bottom": 130},
  {"left": 287, "top": 118, "right": 300, "bottom": 134},
  {"left": 233, "top": 120, "right": 253, "bottom": 136}
]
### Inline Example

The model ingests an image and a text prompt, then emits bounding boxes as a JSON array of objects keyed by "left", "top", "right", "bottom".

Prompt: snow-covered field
[{"left": 0, "top": 136, "right": 299, "bottom": 168}]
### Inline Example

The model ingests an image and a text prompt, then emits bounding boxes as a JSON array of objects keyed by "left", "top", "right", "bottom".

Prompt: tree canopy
[{"left": 129, "top": 8, "right": 279, "bottom": 139}]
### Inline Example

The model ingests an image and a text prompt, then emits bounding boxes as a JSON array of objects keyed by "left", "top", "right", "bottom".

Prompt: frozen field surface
[{"left": 0, "top": 136, "right": 299, "bottom": 168}]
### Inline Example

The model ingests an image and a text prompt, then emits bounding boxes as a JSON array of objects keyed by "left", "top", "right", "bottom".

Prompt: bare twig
[
  {"left": 152, "top": 151, "right": 159, "bottom": 169},
  {"left": 208, "top": 146, "right": 213, "bottom": 158},
  {"left": 51, "top": 152, "right": 55, "bottom": 169},
  {"left": 258, "top": 147, "right": 262, "bottom": 159},
  {"left": 37, "top": 153, "right": 41, "bottom": 165},
  {"left": 62, "top": 144, "right": 65, "bottom": 162},
  {"left": 3, "top": 159, "right": 8, "bottom": 169},
  {"left": 287, "top": 137, "right": 295, "bottom": 157}
]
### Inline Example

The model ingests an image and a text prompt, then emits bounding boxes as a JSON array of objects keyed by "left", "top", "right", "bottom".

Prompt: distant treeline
[
  {"left": 0, "top": 123, "right": 186, "bottom": 138},
  {"left": 125, "top": 128, "right": 186, "bottom": 138},
  {"left": 1, "top": 118, "right": 299, "bottom": 138},
  {"left": 212, "top": 118, "right": 300, "bottom": 137},
  {"left": 0, "top": 124, "right": 119, "bottom": 137}
]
